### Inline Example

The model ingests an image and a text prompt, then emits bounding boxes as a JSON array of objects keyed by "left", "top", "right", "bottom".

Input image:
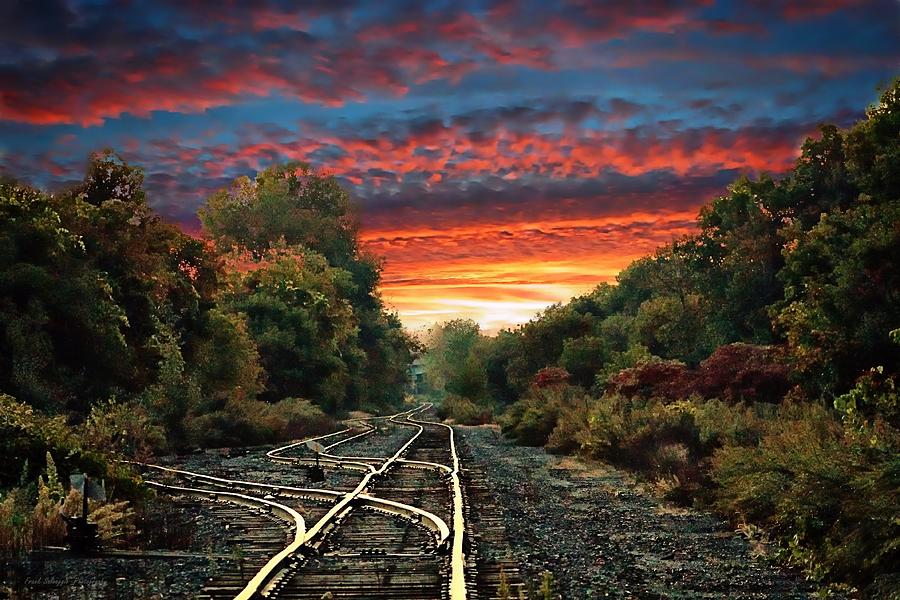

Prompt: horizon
[{"left": 2, "top": 0, "right": 897, "bottom": 332}]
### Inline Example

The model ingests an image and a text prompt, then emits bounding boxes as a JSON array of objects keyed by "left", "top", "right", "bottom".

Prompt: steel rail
[
  {"left": 138, "top": 403, "right": 464, "bottom": 599},
  {"left": 143, "top": 480, "right": 307, "bottom": 600},
  {"left": 266, "top": 408, "right": 406, "bottom": 462},
  {"left": 408, "top": 413, "right": 468, "bottom": 600},
  {"left": 137, "top": 462, "right": 450, "bottom": 546},
  {"left": 236, "top": 404, "right": 430, "bottom": 598},
  {"left": 265, "top": 425, "right": 356, "bottom": 458},
  {"left": 396, "top": 457, "right": 453, "bottom": 473},
  {"left": 267, "top": 409, "right": 419, "bottom": 471},
  {"left": 266, "top": 422, "right": 377, "bottom": 471}
]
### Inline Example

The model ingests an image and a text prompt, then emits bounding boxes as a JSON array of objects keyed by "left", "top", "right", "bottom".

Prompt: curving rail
[
  {"left": 138, "top": 462, "right": 450, "bottom": 547},
  {"left": 139, "top": 403, "right": 469, "bottom": 600},
  {"left": 409, "top": 414, "right": 468, "bottom": 600}
]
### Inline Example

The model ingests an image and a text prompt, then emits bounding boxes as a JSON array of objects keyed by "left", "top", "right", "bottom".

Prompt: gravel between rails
[
  {"left": 175, "top": 447, "right": 363, "bottom": 493},
  {"left": 328, "top": 420, "right": 416, "bottom": 458},
  {"left": 456, "top": 425, "right": 818, "bottom": 600}
]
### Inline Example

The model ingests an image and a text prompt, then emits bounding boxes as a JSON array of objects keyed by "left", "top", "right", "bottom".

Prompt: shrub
[
  {"left": 32, "top": 453, "right": 66, "bottom": 549},
  {"left": 578, "top": 395, "right": 734, "bottom": 502},
  {"left": 437, "top": 395, "right": 492, "bottom": 425},
  {"left": 502, "top": 383, "right": 588, "bottom": 446},
  {"left": 690, "top": 398, "right": 772, "bottom": 448},
  {"left": 81, "top": 398, "right": 167, "bottom": 460},
  {"left": 603, "top": 346, "right": 792, "bottom": 405},
  {"left": 270, "top": 397, "right": 335, "bottom": 439},
  {"left": 592, "top": 343, "right": 652, "bottom": 393},
  {"left": 0, "top": 488, "right": 31, "bottom": 556},
  {"left": 834, "top": 365, "right": 899, "bottom": 427},
  {"left": 0, "top": 394, "right": 77, "bottom": 488},
  {"left": 582, "top": 395, "right": 702, "bottom": 463},
  {"left": 187, "top": 395, "right": 335, "bottom": 447},
  {"left": 88, "top": 499, "right": 136, "bottom": 548},
  {"left": 605, "top": 358, "right": 691, "bottom": 401},
  {"left": 712, "top": 402, "right": 900, "bottom": 594},
  {"left": 532, "top": 366, "right": 570, "bottom": 389},
  {"left": 501, "top": 397, "right": 560, "bottom": 446},
  {"left": 186, "top": 395, "right": 274, "bottom": 447},
  {"left": 694, "top": 343, "right": 791, "bottom": 403},
  {"left": 545, "top": 400, "right": 589, "bottom": 455}
]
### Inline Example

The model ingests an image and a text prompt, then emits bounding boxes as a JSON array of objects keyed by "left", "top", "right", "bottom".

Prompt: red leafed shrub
[
  {"left": 694, "top": 343, "right": 790, "bottom": 403},
  {"left": 606, "top": 359, "right": 691, "bottom": 400},
  {"left": 532, "top": 366, "right": 571, "bottom": 388},
  {"left": 606, "top": 346, "right": 791, "bottom": 403}
]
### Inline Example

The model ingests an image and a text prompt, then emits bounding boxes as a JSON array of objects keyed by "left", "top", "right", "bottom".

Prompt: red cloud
[{"left": 199, "top": 121, "right": 805, "bottom": 187}]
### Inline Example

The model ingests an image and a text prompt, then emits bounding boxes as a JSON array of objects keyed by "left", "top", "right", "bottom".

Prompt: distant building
[{"left": 408, "top": 357, "right": 425, "bottom": 395}]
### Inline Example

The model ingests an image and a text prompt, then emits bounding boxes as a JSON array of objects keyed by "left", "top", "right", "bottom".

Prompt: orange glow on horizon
[{"left": 363, "top": 211, "right": 699, "bottom": 333}]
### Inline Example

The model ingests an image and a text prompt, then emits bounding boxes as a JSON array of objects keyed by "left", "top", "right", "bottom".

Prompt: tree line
[
  {"left": 0, "top": 157, "right": 415, "bottom": 550},
  {"left": 423, "top": 81, "right": 899, "bottom": 595}
]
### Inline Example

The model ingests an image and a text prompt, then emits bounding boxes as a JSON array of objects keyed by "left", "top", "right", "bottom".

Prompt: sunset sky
[{"left": 2, "top": 0, "right": 897, "bottom": 333}]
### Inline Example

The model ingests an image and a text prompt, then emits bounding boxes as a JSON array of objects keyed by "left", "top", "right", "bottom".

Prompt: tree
[
  {"left": 223, "top": 252, "right": 358, "bottom": 412},
  {"left": 422, "top": 319, "right": 486, "bottom": 400},
  {"left": 560, "top": 336, "right": 608, "bottom": 388},
  {"left": 775, "top": 80, "right": 900, "bottom": 398},
  {"left": 0, "top": 179, "right": 129, "bottom": 412},
  {"left": 693, "top": 176, "right": 785, "bottom": 343},
  {"left": 776, "top": 201, "right": 900, "bottom": 397},
  {"left": 199, "top": 164, "right": 414, "bottom": 410},
  {"left": 199, "top": 163, "right": 360, "bottom": 267},
  {"left": 633, "top": 294, "right": 718, "bottom": 365}
]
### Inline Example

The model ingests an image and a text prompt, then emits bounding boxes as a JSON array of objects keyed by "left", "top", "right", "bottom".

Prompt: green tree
[
  {"left": 776, "top": 201, "right": 900, "bottom": 397},
  {"left": 560, "top": 335, "right": 609, "bottom": 388},
  {"left": 422, "top": 319, "right": 486, "bottom": 400},
  {"left": 0, "top": 179, "right": 129, "bottom": 412},
  {"left": 199, "top": 164, "right": 414, "bottom": 411},
  {"left": 693, "top": 176, "right": 785, "bottom": 343},
  {"left": 776, "top": 81, "right": 900, "bottom": 398},
  {"left": 223, "top": 252, "right": 358, "bottom": 411},
  {"left": 199, "top": 163, "right": 359, "bottom": 267}
]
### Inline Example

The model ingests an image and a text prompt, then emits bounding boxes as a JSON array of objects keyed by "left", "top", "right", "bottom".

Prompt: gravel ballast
[{"left": 456, "top": 425, "right": 816, "bottom": 599}]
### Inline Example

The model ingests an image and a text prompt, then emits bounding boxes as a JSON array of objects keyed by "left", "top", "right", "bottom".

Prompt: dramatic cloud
[{"left": 2, "top": 0, "right": 897, "bottom": 330}]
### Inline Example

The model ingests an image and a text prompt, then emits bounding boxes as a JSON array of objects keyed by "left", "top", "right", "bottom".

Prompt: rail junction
[{"left": 137, "top": 404, "right": 524, "bottom": 599}]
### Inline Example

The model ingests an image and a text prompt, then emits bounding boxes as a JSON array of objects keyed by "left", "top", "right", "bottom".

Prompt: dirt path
[{"left": 457, "top": 425, "right": 815, "bottom": 599}]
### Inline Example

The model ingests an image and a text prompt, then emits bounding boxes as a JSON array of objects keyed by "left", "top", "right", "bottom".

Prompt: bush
[
  {"left": 581, "top": 395, "right": 703, "bottom": 474},
  {"left": 81, "top": 398, "right": 167, "bottom": 460},
  {"left": 0, "top": 488, "right": 32, "bottom": 556},
  {"left": 694, "top": 344, "right": 791, "bottom": 403},
  {"left": 712, "top": 403, "right": 900, "bottom": 594},
  {"left": 605, "top": 358, "right": 691, "bottom": 401},
  {"left": 437, "top": 395, "right": 492, "bottom": 425},
  {"left": 603, "top": 346, "right": 792, "bottom": 405},
  {"left": 271, "top": 397, "right": 335, "bottom": 439},
  {"left": 0, "top": 450, "right": 141, "bottom": 556},
  {"left": 545, "top": 401, "right": 589, "bottom": 454},
  {"left": 502, "top": 383, "right": 589, "bottom": 447},
  {"left": 532, "top": 366, "right": 571, "bottom": 389},
  {"left": 834, "top": 365, "right": 899, "bottom": 427},
  {"left": 501, "top": 396, "right": 561, "bottom": 446},
  {"left": 186, "top": 395, "right": 335, "bottom": 448},
  {"left": 0, "top": 394, "right": 77, "bottom": 488}
]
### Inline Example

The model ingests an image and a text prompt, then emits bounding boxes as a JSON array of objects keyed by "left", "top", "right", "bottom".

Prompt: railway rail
[{"left": 139, "top": 404, "right": 483, "bottom": 600}]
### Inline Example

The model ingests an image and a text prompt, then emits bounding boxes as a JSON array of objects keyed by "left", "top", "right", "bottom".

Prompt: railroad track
[{"left": 139, "top": 404, "right": 483, "bottom": 599}]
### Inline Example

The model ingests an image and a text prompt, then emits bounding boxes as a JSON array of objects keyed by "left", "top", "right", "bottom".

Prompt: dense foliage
[
  {"left": 0, "top": 155, "right": 414, "bottom": 554},
  {"left": 424, "top": 81, "right": 900, "bottom": 595}
]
